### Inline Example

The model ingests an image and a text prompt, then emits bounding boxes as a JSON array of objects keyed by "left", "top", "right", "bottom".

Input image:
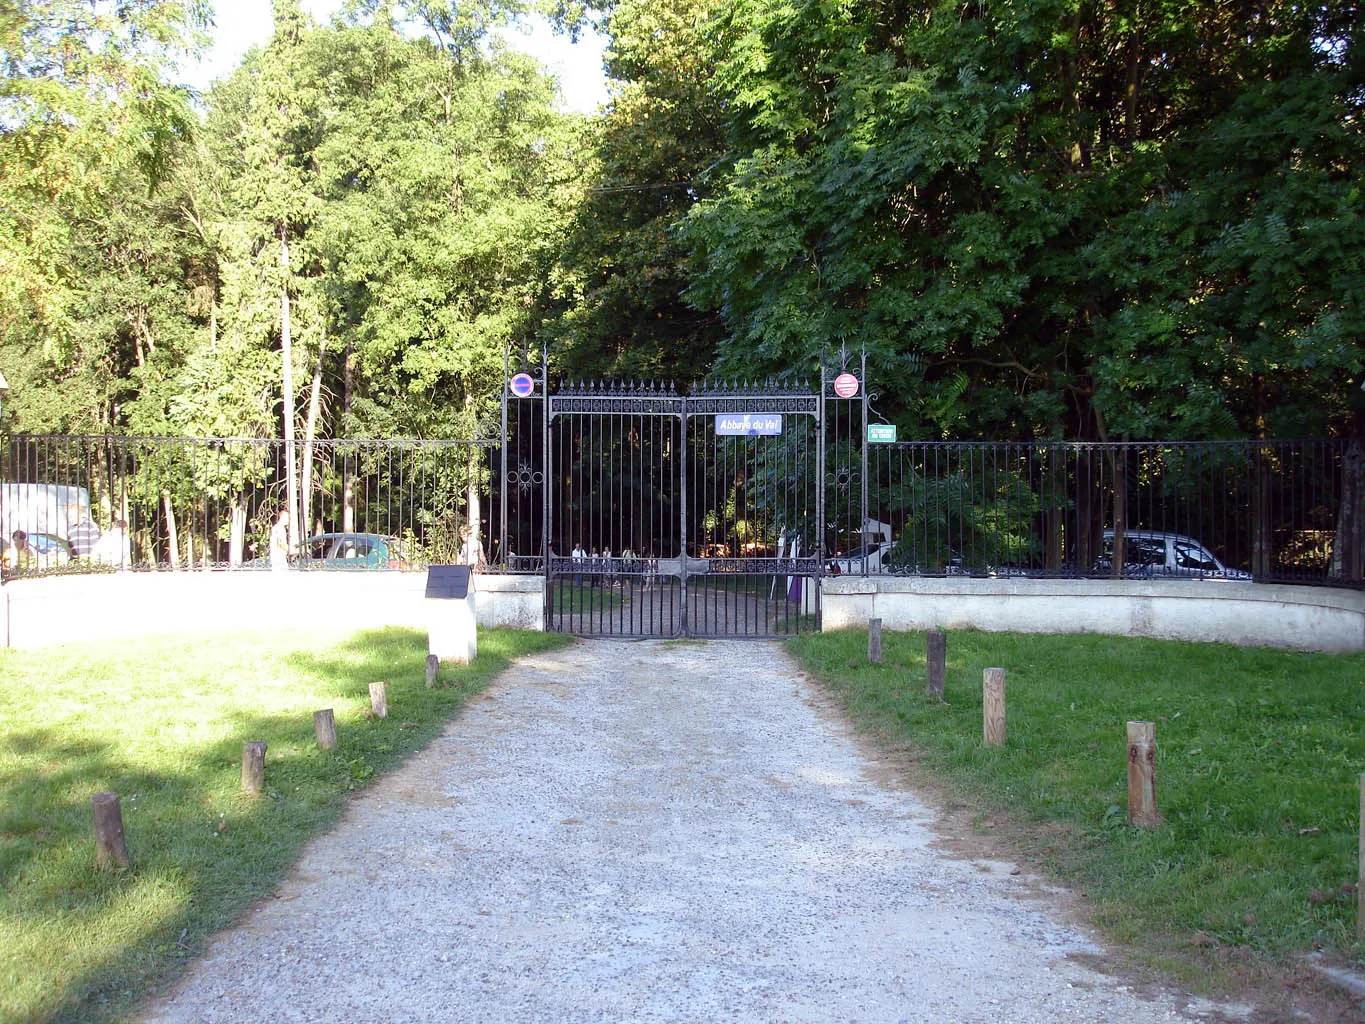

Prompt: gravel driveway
[{"left": 141, "top": 639, "right": 1223, "bottom": 1024}]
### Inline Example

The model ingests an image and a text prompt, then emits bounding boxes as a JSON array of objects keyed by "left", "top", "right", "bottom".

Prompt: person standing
[
  {"left": 269, "top": 509, "right": 291, "bottom": 571},
  {"left": 92, "top": 519, "right": 131, "bottom": 568},
  {"left": 66, "top": 507, "right": 101, "bottom": 559},
  {"left": 459, "top": 525, "right": 485, "bottom": 566},
  {"left": 2, "top": 530, "right": 34, "bottom": 578},
  {"left": 571, "top": 542, "right": 585, "bottom": 586}
]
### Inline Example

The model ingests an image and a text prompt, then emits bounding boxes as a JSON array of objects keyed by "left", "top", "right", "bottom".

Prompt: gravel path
[{"left": 141, "top": 640, "right": 1220, "bottom": 1024}]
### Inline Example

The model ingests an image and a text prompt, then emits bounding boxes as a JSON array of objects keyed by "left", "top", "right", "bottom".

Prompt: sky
[{"left": 177, "top": 0, "right": 611, "bottom": 115}]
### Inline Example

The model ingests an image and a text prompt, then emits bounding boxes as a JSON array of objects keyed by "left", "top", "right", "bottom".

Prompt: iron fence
[
  {"left": 1, "top": 435, "right": 498, "bottom": 575},
  {"left": 2, "top": 431, "right": 1360, "bottom": 588},
  {"left": 823, "top": 437, "right": 1362, "bottom": 587}
]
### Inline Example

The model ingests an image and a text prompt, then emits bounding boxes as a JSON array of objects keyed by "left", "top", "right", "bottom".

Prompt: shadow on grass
[{"left": 0, "top": 626, "right": 570, "bottom": 1024}]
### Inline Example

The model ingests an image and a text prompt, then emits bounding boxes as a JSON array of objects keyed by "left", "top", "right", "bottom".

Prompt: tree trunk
[
  {"left": 280, "top": 227, "right": 299, "bottom": 552},
  {"left": 1108, "top": 447, "right": 1128, "bottom": 579},
  {"left": 162, "top": 489, "right": 180, "bottom": 570},
  {"left": 229, "top": 493, "right": 247, "bottom": 568},
  {"left": 1074, "top": 448, "right": 1098, "bottom": 573},
  {"left": 342, "top": 335, "right": 355, "bottom": 533},
  {"left": 301, "top": 333, "right": 327, "bottom": 538},
  {"left": 1123, "top": 13, "right": 1142, "bottom": 146},
  {"left": 1253, "top": 446, "right": 1274, "bottom": 577},
  {"left": 465, "top": 390, "right": 482, "bottom": 563},
  {"left": 1338, "top": 440, "right": 1364, "bottom": 582}
]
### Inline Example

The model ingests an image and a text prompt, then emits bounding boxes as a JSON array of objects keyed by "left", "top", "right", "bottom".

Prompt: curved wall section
[
  {"left": 1, "top": 572, "right": 543, "bottom": 651},
  {"left": 821, "top": 577, "right": 1365, "bottom": 654}
]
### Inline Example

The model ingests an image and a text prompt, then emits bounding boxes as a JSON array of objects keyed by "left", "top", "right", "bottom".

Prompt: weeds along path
[{"left": 142, "top": 640, "right": 1214, "bottom": 1024}]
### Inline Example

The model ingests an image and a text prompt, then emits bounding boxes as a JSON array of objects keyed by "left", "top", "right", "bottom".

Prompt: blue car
[{"left": 295, "top": 533, "right": 418, "bottom": 570}]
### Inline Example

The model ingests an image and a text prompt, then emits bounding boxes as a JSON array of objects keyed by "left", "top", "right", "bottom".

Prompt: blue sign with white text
[{"left": 715, "top": 414, "right": 782, "bottom": 436}]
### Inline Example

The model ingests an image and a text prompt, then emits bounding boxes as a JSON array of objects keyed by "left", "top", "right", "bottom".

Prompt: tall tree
[
  {"left": 682, "top": 0, "right": 1365, "bottom": 440},
  {"left": 0, "top": 0, "right": 206, "bottom": 430},
  {"left": 544, "top": 0, "right": 728, "bottom": 383}
]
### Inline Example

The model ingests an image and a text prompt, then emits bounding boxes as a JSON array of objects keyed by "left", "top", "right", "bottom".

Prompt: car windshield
[
  {"left": 1173, "top": 541, "right": 1220, "bottom": 571},
  {"left": 333, "top": 537, "right": 375, "bottom": 560},
  {"left": 1105, "top": 537, "right": 1165, "bottom": 565},
  {"left": 305, "top": 538, "right": 334, "bottom": 560}
]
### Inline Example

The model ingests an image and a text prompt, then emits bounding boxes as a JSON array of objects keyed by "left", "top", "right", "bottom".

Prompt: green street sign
[{"left": 867, "top": 423, "right": 898, "bottom": 443}]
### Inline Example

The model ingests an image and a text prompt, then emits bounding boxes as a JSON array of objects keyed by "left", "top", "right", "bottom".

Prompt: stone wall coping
[{"left": 821, "top": 575, "right": 1365, "bottom": 612}]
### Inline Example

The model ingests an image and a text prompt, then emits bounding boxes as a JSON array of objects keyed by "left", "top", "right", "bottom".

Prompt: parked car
[
  {"left": 28, "top": 532, "right": 72, "bottom": 570},
  {"left": 297, "top": 533, "right": 418, "bottom": 570},
  {"left": 245, "top": 532, "right": 418, "bottom": 570},
  {"left": 827, "top": 542, "right": 976, "bottom": 577},
  {"left": 826, "top": 541, "right": 894, "bottom": 576},
  {"left": 1095, "top": 530, "right": 1251, "bottom": 581}
]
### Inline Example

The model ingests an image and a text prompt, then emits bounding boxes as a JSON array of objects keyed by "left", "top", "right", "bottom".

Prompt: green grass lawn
[
  {"left": 786, "top": 629, "right": 1365, "bottom": 982},
  {"left": 550, "top": 579, "right": 624, "bottom": 610},
  {"left": 0, "top": 626, "right": 571, "bottom": 1024}
]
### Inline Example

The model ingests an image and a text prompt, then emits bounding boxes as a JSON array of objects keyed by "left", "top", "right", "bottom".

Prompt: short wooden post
[
  {"left": 91, "top": 791, "right": 129, "bottom": 868},
  {"left": 369, "top": 682, "right": 388, "bottom": 719},
  {"left": 868, "top": 618, "right": 883, "bottom": 663},
  {"left": 1358, "top": 773, "right": 1364, "bottom": 940},
  {"left": 926, "top": 630, "right": 946, "bottom": 699},
  {"left": 314, "top": 708, "right": 337, "bottom": 750},
  {"left": 425, "top": 653, "right": 439, "bottom": 689},
  {"left": 241, "top": 741, "right": 267, "bottom": 796},
  {"left": 983, "top": 668, "right": 1006, "bottom": 746},
  {"left": 1127, "top": 721, "right": 1161, "bottom": 828}
]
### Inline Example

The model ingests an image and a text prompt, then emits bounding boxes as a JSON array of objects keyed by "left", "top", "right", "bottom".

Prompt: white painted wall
[
  {"left": 4, "top": 571, "right": 1359, "bottom": 653},
  {"left": 821, "top": 577, "right": 1365, "bottom": 654},
  {"left": 1, "top": 572, "right": 545, "bottom": 650}
]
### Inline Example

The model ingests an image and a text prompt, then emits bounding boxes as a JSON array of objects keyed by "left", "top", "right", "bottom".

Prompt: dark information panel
[{"left": 425, "top": 565, "right": 471, "bottom": 599}]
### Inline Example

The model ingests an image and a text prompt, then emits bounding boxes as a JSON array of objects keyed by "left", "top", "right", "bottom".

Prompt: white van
[{"left": 1, "top": 483, "right": 92, "bottom": 540}]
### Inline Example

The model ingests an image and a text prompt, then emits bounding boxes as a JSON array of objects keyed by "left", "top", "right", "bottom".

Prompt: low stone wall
[
  {"left": 821, "top": 576, "right": 1365, "bottom": 654},
  {"left": 1, "top": 571, "right": 545, "bottom": 651}
]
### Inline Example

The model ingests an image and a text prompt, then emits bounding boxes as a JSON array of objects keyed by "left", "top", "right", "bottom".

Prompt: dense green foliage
[
  {"left": 685, "top": 0, "right": 1365, "bottom": 438},
  {"left": 788, "top": 629, "right": 1365, "bottom": 981},
  {"left": 0, "top": 626, "right": 572, "bottom": 1024},
  {"left": 2, "top": 0, "right": 1361, "bottom": 440},
  {"left": 545, "top": 0, "right": 728, "bottom": 381},
  {"left": 2, "top": 0, "right": 581, "bottom": 441}
]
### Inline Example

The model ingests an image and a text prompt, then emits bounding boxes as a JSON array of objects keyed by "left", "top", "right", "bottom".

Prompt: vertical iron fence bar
[{"left": 679, "top": 402, "right": 688, "bottom": 637}]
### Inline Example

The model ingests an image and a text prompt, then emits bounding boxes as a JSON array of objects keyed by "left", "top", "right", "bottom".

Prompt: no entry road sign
[
  {"left": 833, "top": 373, "right": 859, "bottom": 398},
  {"left": 510, "top": 372, "right": 535, "bottom": 398}
]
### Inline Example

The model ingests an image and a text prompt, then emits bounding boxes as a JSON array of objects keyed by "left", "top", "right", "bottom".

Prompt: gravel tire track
[{"left": 140, "top": 640, "right": 1223, "bottom": 1024}]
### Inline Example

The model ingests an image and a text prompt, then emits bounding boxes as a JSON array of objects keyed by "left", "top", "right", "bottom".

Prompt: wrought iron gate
[{"left": 501, "top": 368, "right": 824, "bottom": 638}]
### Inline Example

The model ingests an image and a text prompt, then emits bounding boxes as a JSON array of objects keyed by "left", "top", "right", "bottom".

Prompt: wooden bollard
[
  {"left": 241, "top": 741, "right": 267, "bottom": 796},
  {"left": 926, "top": 630, "right": 946, "bottom": 699},
  {"left": 1127, "top": 721, "right": 1161, "bottom": 828},
  {"left": 91, "top": 791, "right": 129, "bottom": 868},
  {"left": 425, "top": 653, "right": 439, "bottom": 689},
  {"left": 868, "top": 618, "right": 883, "bottom": 663},
  {"left": 983, "top": 668, "right": 1006, "bottom": 746},
  {"left": 314, "top": 709, "right": 337, "bottom": 750},
  {"left": 369, "top": 682, "right": 388, "bottom": 719}
]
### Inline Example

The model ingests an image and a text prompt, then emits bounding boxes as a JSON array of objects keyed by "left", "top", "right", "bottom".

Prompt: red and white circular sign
[{"left": 833, "top": 372, "right": 859, "bottom": 398}]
